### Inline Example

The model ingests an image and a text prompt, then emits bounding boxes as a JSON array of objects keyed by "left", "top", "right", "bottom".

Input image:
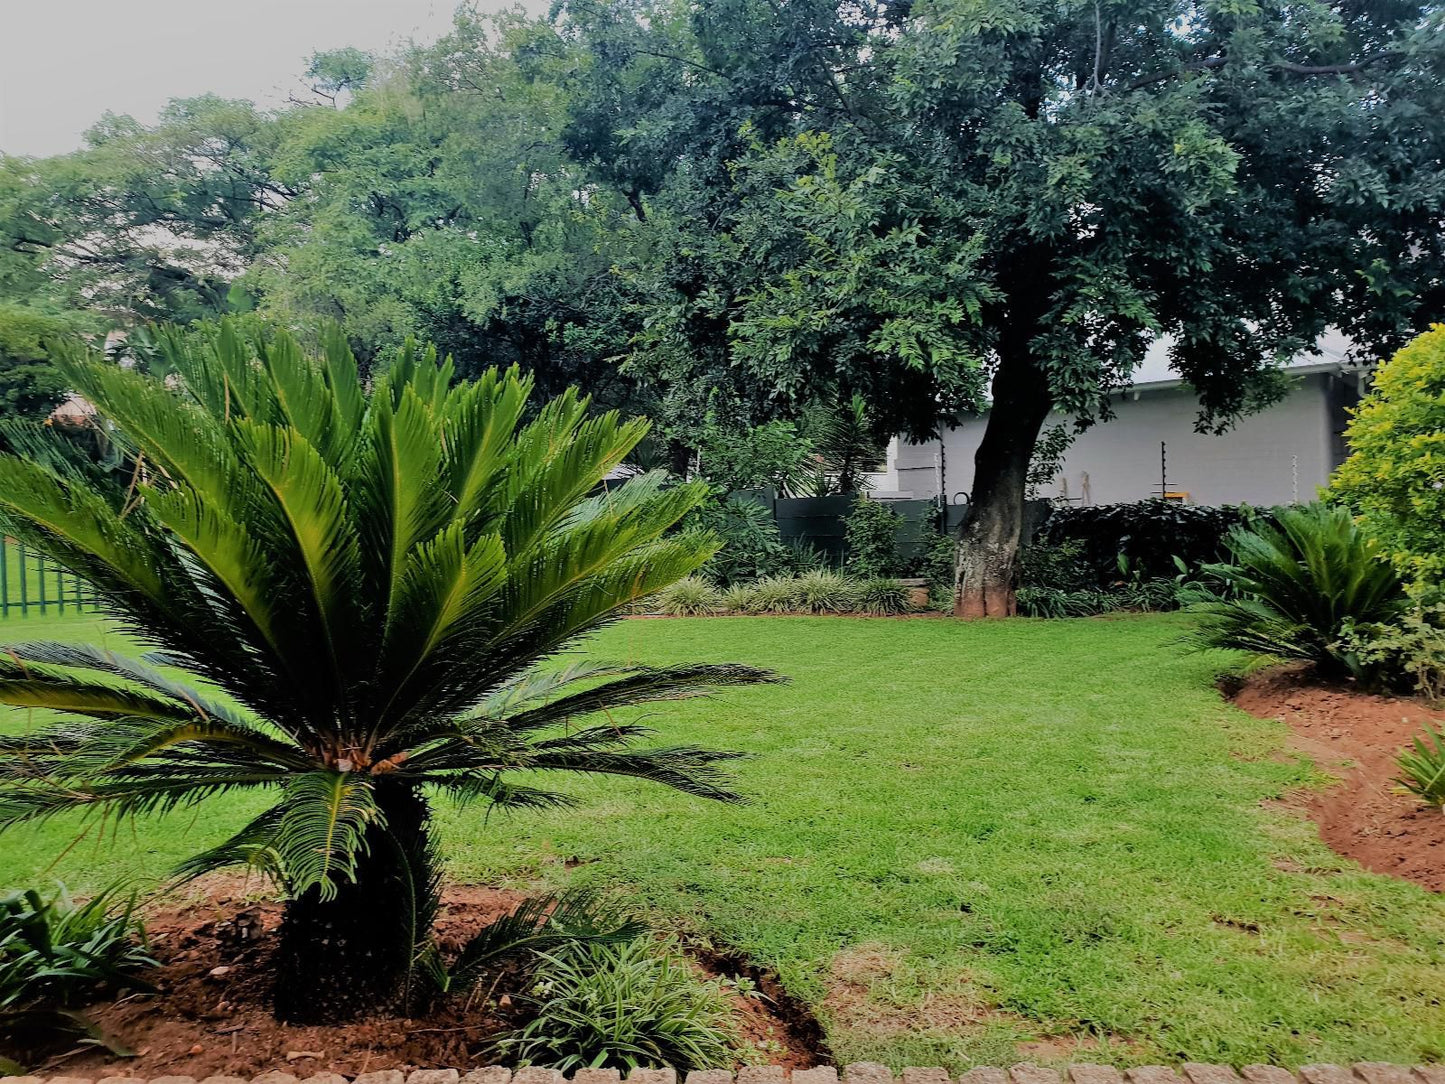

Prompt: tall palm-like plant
[{"left": 0, "top": 323, "right": 778, "bottom": 1023}]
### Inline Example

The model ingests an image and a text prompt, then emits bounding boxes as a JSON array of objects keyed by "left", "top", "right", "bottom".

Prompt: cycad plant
[
  {"left": 0, "top": 322, "right": 777, "bottom": 1023},
  {"left": 1187, "top": 502, "right": 1405, "bottom": 679}
]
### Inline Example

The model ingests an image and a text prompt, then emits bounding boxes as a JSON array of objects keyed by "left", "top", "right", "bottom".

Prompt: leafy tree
[
  {"left": 547, "top": 0, "right": 1445, "bottom": 615},
  {"left": 0, "top": 306, "right": 77, "bottom": 419},
  {"left": 250, "top": 11, "right": 650, "bottom": 412},
  {"left": 0, "top": 97, "right": 291, "bottom": 320},
  {"left": 0, "top": 321, "right": 777, "bottom": 1023},
  {"left": 1331, "top": 325, "right": 1445, "bottom": 588}
]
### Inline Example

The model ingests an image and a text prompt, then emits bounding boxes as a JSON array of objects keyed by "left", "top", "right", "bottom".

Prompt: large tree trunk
[
  {"left": 273, "top": 780, "right": 439, "bottom": 1024},
  {"left": 953, "top": 347, "right": 1053, "bottom": 618}
]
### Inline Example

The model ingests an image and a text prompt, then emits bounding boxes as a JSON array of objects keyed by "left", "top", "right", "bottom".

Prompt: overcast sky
[{"left": 0, "top": 0, "right": 495, "bottom": 157}]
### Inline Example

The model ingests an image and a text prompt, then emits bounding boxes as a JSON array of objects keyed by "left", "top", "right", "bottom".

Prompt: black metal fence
[
  {"left": 1, "top": 537, "right": 100, "bottom": 619},
  {"left": 732, "top": 491, "right": 971, "bottom": 563}
]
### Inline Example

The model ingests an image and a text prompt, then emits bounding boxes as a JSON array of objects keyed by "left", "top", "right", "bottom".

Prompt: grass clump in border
[
  {"left": 655, "top": 578, "right": 726, "bottom": 617},
  {"left": 855, "top": 578, "right": 911, "bottom": 616},
  {"left": 491, "top": 938, "right": 735, "bottom": 1072}
]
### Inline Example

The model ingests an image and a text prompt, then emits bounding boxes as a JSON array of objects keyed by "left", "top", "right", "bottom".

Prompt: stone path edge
[{"left": 10, "top": 1061, "right": 1445, "bottom": 1084}]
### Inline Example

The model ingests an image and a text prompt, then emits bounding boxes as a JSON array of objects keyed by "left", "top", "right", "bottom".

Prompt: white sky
[{"left": 0, "top": 0, "right": 497, "bottom": 157}]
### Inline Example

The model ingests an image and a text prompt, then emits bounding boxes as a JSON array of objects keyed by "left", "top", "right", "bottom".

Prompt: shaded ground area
[
  {"left": 59, "top": 881, "right": 813, "bottom": 1077},
  {"left": 1228, "top": 665, "right": 1445, "bottom": 892}
]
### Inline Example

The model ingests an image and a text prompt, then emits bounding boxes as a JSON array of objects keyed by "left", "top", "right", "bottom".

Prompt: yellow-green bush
[{"left": 1331, "top": 325, "right": 1445, "bottom": 587}]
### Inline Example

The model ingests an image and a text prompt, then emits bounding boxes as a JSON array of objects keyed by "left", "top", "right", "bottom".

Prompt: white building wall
[{"left": 894, "top": 372, "right": 1343, "bottom": 507}]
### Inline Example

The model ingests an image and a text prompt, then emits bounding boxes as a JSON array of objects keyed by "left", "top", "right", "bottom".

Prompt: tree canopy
[{"left": 3, "top": 0, "right": 1442, "bottom": 612}]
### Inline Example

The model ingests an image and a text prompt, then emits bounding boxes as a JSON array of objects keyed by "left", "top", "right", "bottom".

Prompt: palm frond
[
  {"left": 445, "top": 888, "right": 647, "bottom": 993},
  {"left": 271, "top": 772, "right": 383, "bottom": 901}
]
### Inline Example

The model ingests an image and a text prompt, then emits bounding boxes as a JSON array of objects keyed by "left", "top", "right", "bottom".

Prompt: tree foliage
[{"left": 1330, "top": 325, "right": 1445, "bottom": 589}]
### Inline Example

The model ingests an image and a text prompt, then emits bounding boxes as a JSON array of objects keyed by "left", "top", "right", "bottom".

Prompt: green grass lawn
[{"left": 2, "top": 613, "right": 1444, "bottom": 1069}]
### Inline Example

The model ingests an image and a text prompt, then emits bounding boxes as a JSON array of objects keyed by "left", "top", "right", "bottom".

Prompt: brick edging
[{"left": 11, "top": 1063, "right": 1445, "bottom": 1084}]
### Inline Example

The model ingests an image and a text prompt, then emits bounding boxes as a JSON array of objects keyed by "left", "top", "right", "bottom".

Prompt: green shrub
[
  {"left": 921, "top": 530, "right": 956, "bottom": 610},
  {"left": 1331, "top": 325, "right": 1445, "bottom": 588},
  {"left": 433, "top": 889, "right": 646, "bottom": 998},
  {"left": 1035, "top": 501, "right": 1269, "bottom": 587},
  {"left": 845, "top": 497, "right": 901, "bottom": 578},
  {"left": 1187, "top": 502, "right": 1406, "bottom": 681},
  {"left": 795, "top": 570, "right": 858, "bottom": 614},
  {"left": 654, "top": 578, "right": 725, "bottom": 616},
  {"left": 1397, "top": 725, "right": 1445, "bottom": 810},
  {"left": 0, "top": 885, "right": 156, "bottom": 1067},
  {"left": 1017, "top": 586, "right": 1119, "bottom": 618},
  {"left": 0, "top": 321, "right": 776, "bottom": 1024},
  {"left": 856, "top": 578, "right": 911, "bottom": 616},
  {"left": 1336, "top": 604, "right": 1445, "bottom": 704},
  {"left": 690, "top": 494, "right": 794, "bottom": 586},
  {"left": 491, "top": 939, "right": 735, "bottom": 1071},
  {"left": 1018, "top": 539, "right": 1096, "bottom": 594}
]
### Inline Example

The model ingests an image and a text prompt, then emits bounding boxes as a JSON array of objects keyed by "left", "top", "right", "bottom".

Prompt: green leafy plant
[
  {"left": 742, "top": 576, "right": 803, "bottom": 614},
  {"left": 845, "top": 496, "right": 901, "bottom": 579},
  {"left": 654, "top": 578, "right": 726, "bottom": 617},
  {"left": 1331, "top": 326, "right": 1445, "bottom": 589},
  {"left": 921, "top": 530, "right": 957, "bottom": 610},
  {"left": 0, "top": 885, "right": 155, "bottom": 1067},
  {"left": 490, "top": 939, "right": 735, "bottom": 1071},
  {"left": 1336, "top": 604, "right": 1445, "bottom": 704},
  {"left": 855, "top": 578, "right": 911, "bottom": 616},
  {"left": 0, "top": 321, "right": 781, "bottom": 1024},
  {"left": 1397, "top": 726, "right": 1445, "bottom": 810},
  {"left": 806, "top": 395, "right": 886, "bottom": 496},
  {"left": 430, "top": 888, "right": 646, "bottom": 999},
  {"left": 794, "top": 570, "right": 858, "bottom": 614},
  {"left": 1187, "top": 502, "right": 1406, "bottom": 681},
  {"left": 690, "top": 495, "right": 794, "bottom": 586},
  {"left": 1034, "top": 501, "right": 1268, "bottom": 588}
]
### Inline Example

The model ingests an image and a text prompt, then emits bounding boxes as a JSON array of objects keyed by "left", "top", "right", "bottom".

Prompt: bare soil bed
[
  {"left": 1227, "top": 665, "right": 1445, "bottom": 891},
  {"left": 56, "top": 884, "right": 817, "bottom": 1078}
]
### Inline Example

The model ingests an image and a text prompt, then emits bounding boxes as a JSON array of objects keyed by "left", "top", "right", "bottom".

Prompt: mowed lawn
[{"left": 2, "top": 613, "right": 1444, "bottom": 1069}]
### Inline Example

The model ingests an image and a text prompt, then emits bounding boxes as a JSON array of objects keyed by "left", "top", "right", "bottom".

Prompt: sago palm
[
  {"left": 0, "top": 322, "right": 778, "bottom": 1023},
  {"left": 1188, "top": 501, "right": 1405, "bottom": 678}
]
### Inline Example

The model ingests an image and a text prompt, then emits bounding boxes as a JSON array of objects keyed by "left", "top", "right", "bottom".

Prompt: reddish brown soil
[
  {"left": 54, "top": 884, "right": 816, "bottom": 1077},
  {"left": 1227, "top": 665, "right": 1445, "bottom": 891}
]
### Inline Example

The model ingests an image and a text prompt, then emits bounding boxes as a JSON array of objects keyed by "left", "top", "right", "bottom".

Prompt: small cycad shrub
[
  {"left": 1186, "top": 502, "right": 1406, "bottom": 681},
  {"left": 795, "top": 570, "right": 858, "bottom": 614},
  {"left": 856, "top": 578, "right": 911, "bottom": 616},
  {"left": 1397, "top": 726, "right": 1445, "bottom": 810},
  {"left": 491, "top": 939, "right": 734, "bottom": 1071},
  {"left": 655, "top": 578, "right": 725, "bottom": 616}
]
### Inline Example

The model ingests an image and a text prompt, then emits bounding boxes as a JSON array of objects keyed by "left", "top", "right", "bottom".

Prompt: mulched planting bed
[
  {"left": 1226, "top": 664, "right": 1445, "bottom": 891},
  {"left": 52, "top": 886, "right": 815, "bottom": 1078}
]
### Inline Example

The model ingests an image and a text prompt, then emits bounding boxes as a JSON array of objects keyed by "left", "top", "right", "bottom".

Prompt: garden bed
[
  {"left": 1226, "top": 665, "right": 1445, "bottom": 891},
  {"left": 55, "top": 882, "right": 816, "bottom": 1078}
]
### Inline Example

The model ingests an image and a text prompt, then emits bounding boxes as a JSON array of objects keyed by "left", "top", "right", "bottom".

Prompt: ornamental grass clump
[
  {"left": 0, "top": 321, "right": 780, "bottom": 1024},
  {"left": 655, "top": 577, "right": 725, "bottom": 616},
  {"left": 491, "top": 939, "right": 735, "bottom": 1072}
]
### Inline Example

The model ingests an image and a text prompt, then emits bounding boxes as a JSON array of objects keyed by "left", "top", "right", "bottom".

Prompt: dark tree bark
[
  {"left": 273, "top": 781, "right": 439, "bottom": 1023},
  {"left": 953, "top": 344, "right": 1052, "bottom": 618}
]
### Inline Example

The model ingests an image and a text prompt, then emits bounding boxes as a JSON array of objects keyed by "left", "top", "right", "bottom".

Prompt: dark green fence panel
[
  {"left": 774, "top": 495, "right": 854, "bottom": 559},
  {"left": 1, "top": 536, "right": 99, "bottom": 619}
]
